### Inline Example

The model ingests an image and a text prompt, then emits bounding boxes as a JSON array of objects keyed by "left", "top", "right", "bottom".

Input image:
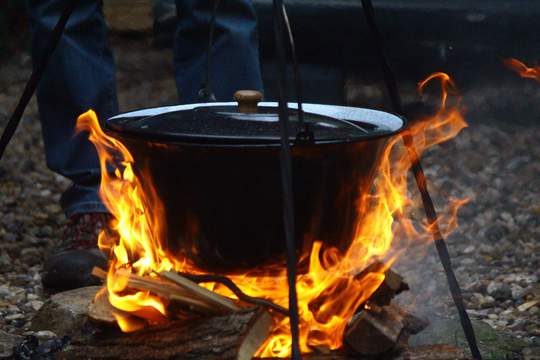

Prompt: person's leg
[
  {"left": 27, "top": 0, "right": 118, "bottom": 292},
  {"left": 173, "top": 0, "right": 263, "bottom": 103},
  {"left": 27, "top": 0, "right": 118, "bottom": 217}
]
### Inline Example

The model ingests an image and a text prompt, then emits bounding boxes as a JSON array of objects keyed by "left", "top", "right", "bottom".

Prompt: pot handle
[{"left": 234, "top": 90, "right": 263, "bottom": 113}]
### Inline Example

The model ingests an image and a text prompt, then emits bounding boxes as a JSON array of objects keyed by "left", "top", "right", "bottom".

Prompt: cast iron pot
[{"left": 105, "top": 92, "right": 405, "bottom": 273}]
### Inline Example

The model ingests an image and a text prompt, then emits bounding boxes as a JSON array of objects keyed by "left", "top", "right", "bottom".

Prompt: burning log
[
  {"left": 344, "top": 302, "right": 428, "bottom": 357},
  {"left": 88, "top": 289, "right": 121, "bottom": 325},
  {"left": 88, "top": 287, "right": 168, "bottom": 328},
  {"left": 355, "top": 262, "right": 409, "bottom": 307},
  {"left": 59, "top": 307, "right": 272, "bottom": 360},
  {"left": 91, "top": 267, "right": 240, "bottom": 317},
  {"left": 259, "top": 344, "right": 469, "bottom": 359}
]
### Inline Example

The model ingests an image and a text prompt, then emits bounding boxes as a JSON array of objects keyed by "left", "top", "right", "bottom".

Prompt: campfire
[{"left": 72, "top": 73, "right": 468, "bottom": 359}]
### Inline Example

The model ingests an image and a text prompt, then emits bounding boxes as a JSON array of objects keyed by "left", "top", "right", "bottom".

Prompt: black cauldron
[{"left": 105, "top": 92, "right": 405, "bottom": 272}]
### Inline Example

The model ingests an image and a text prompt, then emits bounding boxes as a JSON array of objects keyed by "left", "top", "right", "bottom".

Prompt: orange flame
[
  {"left": 504, "top": 58, "right": 540, "bottom": 83},
  {"left": 76, "top": 72, "right": 467, "bottom": 355}
]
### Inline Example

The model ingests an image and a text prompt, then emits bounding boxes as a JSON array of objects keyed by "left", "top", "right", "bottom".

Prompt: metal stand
[{"left": 360, "top": 0, "right": 483, "bottom": 358}]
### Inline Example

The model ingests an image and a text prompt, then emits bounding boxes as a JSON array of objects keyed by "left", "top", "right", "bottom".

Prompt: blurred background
[
  {"left": 1, "top": 0, "right": 540, "bottom": 122},
  {"left": 0, "top": 1, "right": 539, "bottom": 358}
]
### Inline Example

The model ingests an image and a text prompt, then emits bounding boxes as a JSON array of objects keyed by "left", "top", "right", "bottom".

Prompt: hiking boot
[{"left": 42, "top": 213, "right": 111, "bottom": 293}]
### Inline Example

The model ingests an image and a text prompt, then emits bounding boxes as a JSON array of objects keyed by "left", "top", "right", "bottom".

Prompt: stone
[
  {"left": 0, "top": 330, "right": 22, "bottom": 359},
  {"left": 28, "top": 300, "right": 43, "bottom": 311},
  {"left": 410, "top": 316, "right": 529, "bottom": 359},
  {"left": 20, "top": 248, "right": 42, "bottom": 266},
  {"left": 460, "top": 258, "right": 475, "bottom": 266},
  {"left": 511, "top": 284, "right": 526, "bottom": 301},
  {"left": 509, "top": 319, "right": 528, "bottom": 331},
  {"left": 463, "top": 245, "right": 475, "bottom": 254},
  {"left": 30, "top": 286, "right": 101, "bottom": 337},
  {"left": 481, "top": 295, "right": 496, "bottom": 309},
  {"left": 33, "top": 330, "right": 57, "bottom": 340},
  {"left": 0, "top": 252, "right": 11, "bottom": 272},
  {"left": 5, "top": 313, "right": 24, "bottom": 321},
  {"left": 496, "top": 320, "right": 508, "bottom": 327},
  {"left": 487, "top": 281, "right": 512, "bottom": 301},
  {"left": 518, "top": 300, "right": 539, "bottom": 312},
  {"left": 523, "top": 347, "right": 540, "bottom": 360}
]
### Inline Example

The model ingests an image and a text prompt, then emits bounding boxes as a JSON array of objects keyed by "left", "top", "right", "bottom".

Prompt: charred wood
[
  {"left": 59, "top": 308, "right": 272, "bottom": 360},
  {"left": 258, "top": 344, "right": 469, "bottom": 359},
  {"left": 344, "top": 303, "right": 428, "bottom": 357},
  {"left": 355, "top": 262, "right": 409, "bottom": 307}
]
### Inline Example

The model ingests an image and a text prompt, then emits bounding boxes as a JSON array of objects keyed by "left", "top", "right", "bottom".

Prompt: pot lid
[{"left": 106, "top": 92, "right": 404, "bottom": 146}]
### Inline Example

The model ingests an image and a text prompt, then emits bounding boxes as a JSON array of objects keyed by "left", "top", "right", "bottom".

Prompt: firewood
[
  {"left": 88, "top": 288, "right": 117, "bottom": 325},
  {"left": 355, "top": 262, "right": 409, "bottom": 306},
  {"left": 87, "top": 288, "right": 152, "bottom": 330},
  {"left": 117, "top": 269, "right": 221, "bottom": 314},
  {"left": 236, "top": 310, "right": 272, "bottom": 360},
  {"left": 57, "top": 308, "right": 272, "bottom": 360},
  {"left": 258, "top": 344, "right": 469, "bottom": 359},
  {"left": 92, "top": 267, "right": 224, "bottom": 315},
  {"left": 159, "top": 271, "right": 242, "bottom": 313},
  {"left": 344, "top": 302, "right": 409, "bottom": 356},
  {"left": 91, "top": 266, "right": 108, "bottom": 280},
  {"left": 400, "top": 309, "right": 429, "bottom": 336}
]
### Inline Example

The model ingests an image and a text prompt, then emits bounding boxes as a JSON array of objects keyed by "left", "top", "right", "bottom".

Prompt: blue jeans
[{"left": 27, "top": 0, "right": 263, "bottom": 217}]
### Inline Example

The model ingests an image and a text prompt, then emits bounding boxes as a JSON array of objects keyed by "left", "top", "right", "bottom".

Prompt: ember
[{"left": 75, "top": 72, "right": 467, "bottom": 357}]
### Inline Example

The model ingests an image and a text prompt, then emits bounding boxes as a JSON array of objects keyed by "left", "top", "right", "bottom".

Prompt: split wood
[
  {"left": 159, "top": 270, "right": 241, "bottom": 313},
  {"left": 91, "top": 267, "right": 239, "bottom": 316},
  {"left": 92, "top": 267, "right": 290, "bottom": 316},
  {"left": 355, "top": 262, "right": 409, "bottom": 306},
  {"left": 344, "top": 302, "right": 428, "bottom": 356}
]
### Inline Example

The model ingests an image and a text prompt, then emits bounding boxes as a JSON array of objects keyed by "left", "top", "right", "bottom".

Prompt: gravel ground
[
  {"left": 395, "top": 124, "right": 540, "bottom": 349},
  {"left": 1, "top": 37, "right": 539, "bottom": 356}
]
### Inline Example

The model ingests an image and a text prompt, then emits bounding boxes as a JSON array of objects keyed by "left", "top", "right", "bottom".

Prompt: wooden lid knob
[{"left": 234, "top": 90, "right": 263, "bottom": 113}]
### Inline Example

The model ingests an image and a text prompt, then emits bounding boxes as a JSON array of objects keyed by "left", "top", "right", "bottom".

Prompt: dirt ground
[{"left": 0, "top": 34, "right": 539, "bottom": 359}]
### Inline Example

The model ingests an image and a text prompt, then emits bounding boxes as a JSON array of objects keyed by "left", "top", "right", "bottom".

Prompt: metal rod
[
  {"left": 199, "top": 0, "right": 220, "bottom": 102},
  {"left": 272, "top": 0, "right": 302, "bottom": 358},
  {"left": 281, "top": 4, "right": 312, "bottom": 143},
  {"left": 180, "top": 272, "right": 289, "bottom": 316},
  {"left": 359, "top": 0, "right": 483, "bottom": 359},
  {"left": 0, "top": 0, "right": 76, "bottom": 160}
]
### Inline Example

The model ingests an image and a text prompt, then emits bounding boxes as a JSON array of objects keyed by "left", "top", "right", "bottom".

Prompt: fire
[
  {"left": 76, "top": 72, "right": 467, "bottom": 357},
  {"left": 504, "top": 58, "right": 540, "bottom": 83}
]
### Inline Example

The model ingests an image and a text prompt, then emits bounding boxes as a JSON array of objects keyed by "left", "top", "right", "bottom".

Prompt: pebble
[
  {"left": 0, "top": 286, "right": 10, "bottom": 298},
  {"left": 487, "top": 281, "right": 512, "bottom": 301},
  {"left": 511, "top": 284, "right": 526, "bottom": 301},
  {"left": 0, "top": 252, "right": 11, "bottom": 271},
  {"left": 5, "top": 313, "right": 24, "bottom": 321},
  {"left": 28, "top": 300, "right": 44, "bottom": 311},
  {"left": 519, "top": 301, "right": 540, "bottom": 312},
  {"left": 463, "top": 245, "right": 475, "bottom": 254},
  {"left": 33, "top": 330, "right": 57, "bottom": 339}
]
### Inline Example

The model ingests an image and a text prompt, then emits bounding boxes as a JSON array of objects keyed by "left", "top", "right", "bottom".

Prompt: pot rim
[{"left": 106, "top": 102, "right": 407, "bottom": 147}]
